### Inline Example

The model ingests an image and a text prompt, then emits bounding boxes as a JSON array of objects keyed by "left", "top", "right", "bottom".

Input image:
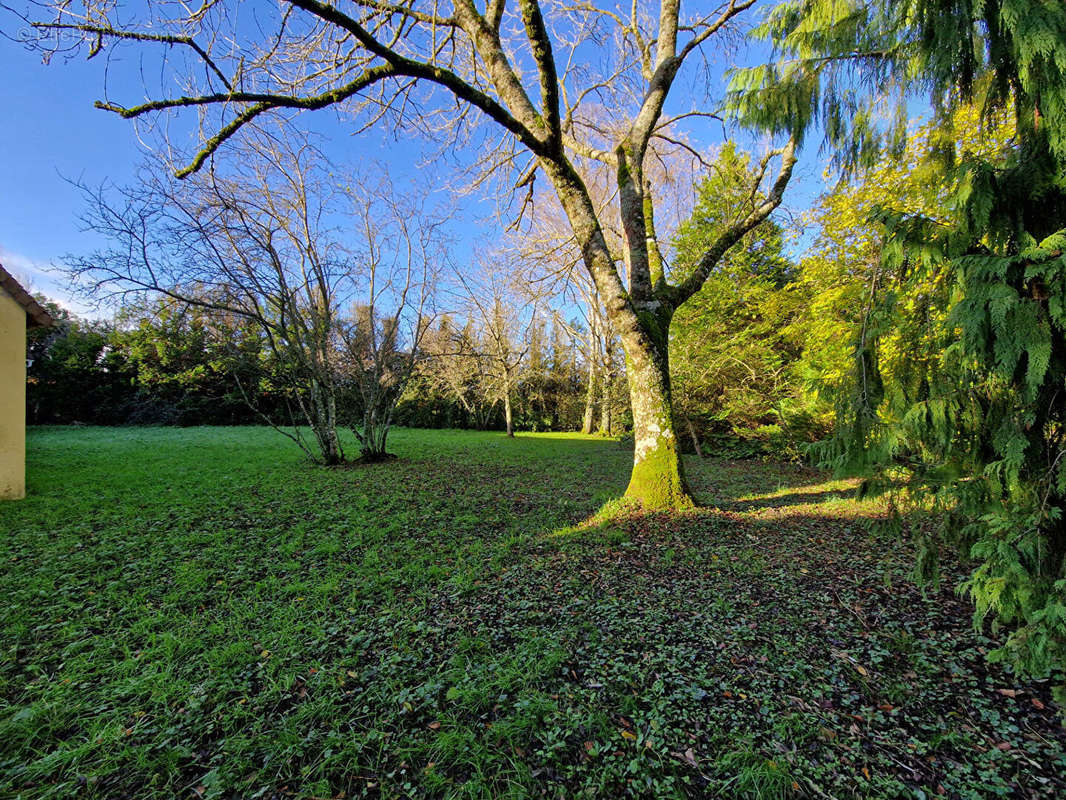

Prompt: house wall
[{"left": 0, "top": 286, "right": 26, "bottom": 500}]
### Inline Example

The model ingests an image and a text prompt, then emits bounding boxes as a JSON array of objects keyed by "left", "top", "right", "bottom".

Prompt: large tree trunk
[
  {"left": 546, "top": 160, "right": 696, "bottom": 510},
  {"left": 581, "top": 384, "right": 596, "bottom": 434},
  {"left": 618, "top": 308, "right": 694, "bottom": 509}
]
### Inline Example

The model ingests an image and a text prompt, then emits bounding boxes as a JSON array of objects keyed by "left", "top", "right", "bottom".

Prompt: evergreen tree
[
  {"left": 732, "top": 0, "right": 1066, "bottom": 699},
  {"left": 669, "top": 145, "right": 812, "bottom": 455}
]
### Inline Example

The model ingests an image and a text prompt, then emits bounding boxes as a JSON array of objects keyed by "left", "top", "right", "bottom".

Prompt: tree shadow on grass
[{"left": 524, "top": 474, "right": 1066, "bottom": 799}]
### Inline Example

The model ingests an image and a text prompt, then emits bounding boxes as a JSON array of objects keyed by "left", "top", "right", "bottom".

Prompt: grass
[{"left": 1, "top": 426, "right": 1064, "bottom": 799}]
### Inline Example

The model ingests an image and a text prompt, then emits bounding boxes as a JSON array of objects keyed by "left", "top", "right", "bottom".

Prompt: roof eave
[{"left": 0, "top": 263, "right": 55, "bottom": 328}]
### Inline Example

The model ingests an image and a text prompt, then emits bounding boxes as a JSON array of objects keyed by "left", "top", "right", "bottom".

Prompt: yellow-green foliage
[
  {"left": 738, "top": 0, "right": 1066, "bottom": 698},
  {"left": 796, "top": 105, "right": 1014, "bottom": 400},
  {"left": 779, "top": 7, "right": 1066, "bottom": 697}
]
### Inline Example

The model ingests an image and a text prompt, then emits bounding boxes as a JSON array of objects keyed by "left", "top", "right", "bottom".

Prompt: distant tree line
[
  {"left": 397, "top": 312, "right": 623, "bottom": 435},
  {"left": 25, "top": 295, "right": 606, "bottom": 433},
  {"left": 25, "top": 142, "right": 863, "bottom": 454}
]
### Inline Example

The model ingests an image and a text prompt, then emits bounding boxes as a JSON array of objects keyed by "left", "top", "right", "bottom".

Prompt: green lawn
[{"left": 2, "top": 427, "right": 1064, "bottom": 799}]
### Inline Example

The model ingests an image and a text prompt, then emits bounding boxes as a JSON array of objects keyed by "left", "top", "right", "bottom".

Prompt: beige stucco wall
[{"left": 0, "top": 287, "right": 26, "bottom": 500}]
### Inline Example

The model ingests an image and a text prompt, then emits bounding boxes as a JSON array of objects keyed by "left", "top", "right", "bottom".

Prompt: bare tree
[
  {"left": 337, "top": 182, "right": 440, "bottom": 459},
  {"left": 13, "top": 0, "right": 797, "bottom": 508},
  {"left": 503, "top": 183, "right": 616, "bottom": 436},
  {"left": 455, "top": 256, "right": 542, "bottom": 437},
  {"left": 67, "top": 129, "right": 441, "bottom": 463},
  {"left": 418, "top": 317, "right": 499, "bottom": 430}
]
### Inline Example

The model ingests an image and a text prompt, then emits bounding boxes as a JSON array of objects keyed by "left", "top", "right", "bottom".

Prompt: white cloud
[{"left": 0, "top": 245, "right": 101, "bottom": 318}]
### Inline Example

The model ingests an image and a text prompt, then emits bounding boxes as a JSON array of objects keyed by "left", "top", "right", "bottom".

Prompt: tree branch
[
  {"left": 669, "top": 135, "right": 798, "bottom": 307},
  {"left": 30, "top": 21, "right": 233, "bottom": 89}
]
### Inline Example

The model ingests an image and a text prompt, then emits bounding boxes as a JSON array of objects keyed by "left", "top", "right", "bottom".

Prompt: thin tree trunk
[
  {"left": 310, "top": 378, "right": 342, "bottom": 465},
  {"left": 504, "top": 389, "right": 514, "bottom": 437},
  {"left": 582, "top": 326, "right": 597, "bottom": 434},
  {"left": 325, "top": 392, "right": 341, "bottom": 462},
  {"left": 685, "top": 414, "right": 704, "bottom": 459},
  {"left": 600, "top": 352, "right": 613, "bottom": 435}
]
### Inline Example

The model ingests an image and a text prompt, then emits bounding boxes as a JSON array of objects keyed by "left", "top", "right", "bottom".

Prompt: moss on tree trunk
[
  {"left": 621, "top": 306, "right": 695, "bottom": 510},
  {"left": 625, "top": 428, "right": 693, "bottom": 509}
]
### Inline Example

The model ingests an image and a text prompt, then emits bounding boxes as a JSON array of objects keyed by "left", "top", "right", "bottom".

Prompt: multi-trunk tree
[
  {"left": 69, "top": 131, "right": 441, "bottom": 463},
  {"left": 15, "top": 0, "right": 798, "bottom": 509}
]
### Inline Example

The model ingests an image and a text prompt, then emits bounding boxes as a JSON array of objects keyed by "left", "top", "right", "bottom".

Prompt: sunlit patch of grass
[
  {"left": 735, "top": 477, "right": 860, "bottom": 502},
  {"left": 731, "top": 498, "right": 887, "bottom": 522}
]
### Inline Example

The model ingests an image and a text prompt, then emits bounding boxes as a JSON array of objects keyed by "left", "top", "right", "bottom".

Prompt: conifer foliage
[{"left": 732, "top": 0, "right": 1066, "bottom": 700}]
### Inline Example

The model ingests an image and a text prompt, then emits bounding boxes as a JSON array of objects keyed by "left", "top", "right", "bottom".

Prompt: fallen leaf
[
  {"left": 1032, "top": 698, "right": 1045, "bottom": 710},
  {"left": 620, "top": 729, "right": 637, "bottom": 741},
  {"left": 427, "top": 721, "right": 441, "bottom": 730}
]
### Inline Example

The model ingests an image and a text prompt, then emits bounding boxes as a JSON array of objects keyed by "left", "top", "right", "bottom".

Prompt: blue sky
[
  {"left": 0, "top": 15, "right": 830, "bottom": 318},
  {"left": 0, "top": 42, "right": 143, "bottom": 310},
  {"left": 0, "top": 39, "right": 465, "bottom": 314}
]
